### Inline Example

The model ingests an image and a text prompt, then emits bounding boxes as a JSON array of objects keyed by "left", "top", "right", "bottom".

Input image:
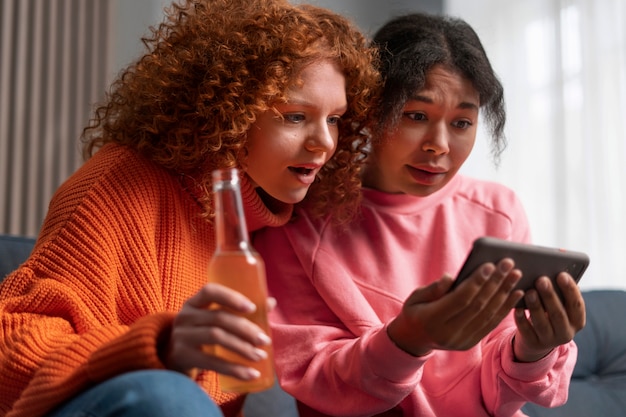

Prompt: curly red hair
[{"left": 82, "top": 0, "right": 380, "bottom": 222}]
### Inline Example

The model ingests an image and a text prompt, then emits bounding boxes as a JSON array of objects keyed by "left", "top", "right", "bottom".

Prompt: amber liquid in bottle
[{"left": 208, "top": 168, "right": 274, "bottom": 393}]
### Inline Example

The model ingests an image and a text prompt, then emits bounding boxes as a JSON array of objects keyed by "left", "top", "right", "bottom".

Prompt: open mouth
[{"left": 288, "top": 166, "right": 314, "bottom": 176}]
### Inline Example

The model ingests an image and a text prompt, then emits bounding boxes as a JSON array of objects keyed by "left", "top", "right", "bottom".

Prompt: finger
[
  {"left": 173, "top": 345, "right": 262, "bottom": 381},
  {"left": 172, "top": 327, "right": 266, "bottom": 365},
  {"left": 445, "top": 288, "right": 520, "bottom": 349},
  {"left": 443, "top": 263, "right": 493, "bottom": 319},
  {"left": 478, "top": 261, "right": 524, "bottom": 311},
  {"left": 186, "top": 283, "right": 256, "bottom": 312},
  {"left": 267, "top": 297, "right": 277, "bottom": 312},
  {"left": 168, "top": 309, "right": 271, "bottom": 376},
  {"left": 449, "top": 266, "right": 522, "bottom": 346},
  {"left": 480, "top": 258, "right": 515, "bottom": 293},
  {"left": 168, "top": 310, "right": 271, "bottom": 367},
  {"left": 534, "top": 275, "right": 562, "bottom": 311},
  {"left": 203, "top": 325, "right": 270, "bottom": 362},
  {"left": 556, "top": 273, "right": 586, "bottom": 330},
  {"left": 514, "top": 307, "right": 535, "bottom": 338},
  {"left": 450, "top": 260, "right": 519, "bottom": 324},
  {"left": 406, "top": 275, "right": 455, "bottom": 306},
  {"left": 537, "top": 275, "right": 573, "bottom": 329},
  {"left": 523, "top": 279, "right": 555, "bottom": 336},
  {"left": 456, "top": 287, "right": 522, "bottom": 349},
  {"left": 177, "top": 308, "right": 271, "bottom": 347},
  {"left": 453, "top": 262, "right": 493, "bottom": 294},
  {"left": 480, "top": 286, "right": 525, "bottom": 328}
]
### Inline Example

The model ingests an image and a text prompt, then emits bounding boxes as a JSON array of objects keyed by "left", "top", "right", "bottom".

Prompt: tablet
[{"left": 451, "top": 237, "right": 590, "bottom": 309}]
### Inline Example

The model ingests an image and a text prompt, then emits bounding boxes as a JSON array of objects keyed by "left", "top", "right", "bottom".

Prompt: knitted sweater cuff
[{"left": 87, "top": 312, "right": 176, "bottom": 381}]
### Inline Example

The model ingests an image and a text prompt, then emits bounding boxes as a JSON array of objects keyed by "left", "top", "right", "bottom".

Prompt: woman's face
[
  {"left": 362, "top": 65, "right": 480, "bottom": 196},
  {"left": 243, "top": 60, "right": 347, "bottom": 204}
]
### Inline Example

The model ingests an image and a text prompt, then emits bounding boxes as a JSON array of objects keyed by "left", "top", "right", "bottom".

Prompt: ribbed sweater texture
[{"left": 0, "top": 144, "right": 293, "bottom": 417}]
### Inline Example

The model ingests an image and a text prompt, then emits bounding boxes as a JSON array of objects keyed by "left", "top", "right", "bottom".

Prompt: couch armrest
[{"left": 0, "top": 234, "right": 36, "bottom": 280}]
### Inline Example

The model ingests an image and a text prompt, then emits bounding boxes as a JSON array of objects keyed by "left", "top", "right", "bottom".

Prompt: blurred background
[{"left": 1, "top": 0, "right": 624, "bottom": 290}]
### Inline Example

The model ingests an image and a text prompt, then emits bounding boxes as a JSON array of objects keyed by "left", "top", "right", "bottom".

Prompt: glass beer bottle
[{"left": 208, "top": 167, "right": 274, "bottom": 393}]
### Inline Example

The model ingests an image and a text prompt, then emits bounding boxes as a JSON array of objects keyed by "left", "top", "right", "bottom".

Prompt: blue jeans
[{"left": 46, "top": 370, "right": 224, "bottom": 417}]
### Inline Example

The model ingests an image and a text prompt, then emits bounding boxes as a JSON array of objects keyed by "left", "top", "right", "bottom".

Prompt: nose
[
  {"left": 421, "top": 124, "right": 450, "bottom": 155},
  {"left": 305, "top": 124, "right": 337, "bottom": 154}
]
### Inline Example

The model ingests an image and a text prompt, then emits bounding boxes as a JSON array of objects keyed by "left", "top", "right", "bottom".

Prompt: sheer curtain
[{"left": 446, "top": 0, "right": 626, "bottom": 290}]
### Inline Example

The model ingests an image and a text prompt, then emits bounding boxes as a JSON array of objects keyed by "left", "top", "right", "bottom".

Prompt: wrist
[
  {"left": 512, "top": 335, "right": 552, "bottom": 362},
  {"left": 387, "top": 319, "right": 432, "bottom": 357}
]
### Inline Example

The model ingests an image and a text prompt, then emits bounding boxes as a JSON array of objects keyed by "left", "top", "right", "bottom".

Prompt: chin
[
  {"left": 406, "top": 184, "right": 444, "bottom": 197},
  {"left": 266, "top": 189, "right": 308, "bottom": 205},
  {"left": 285, "top": 193, "right": 308, "bottom": 205}
]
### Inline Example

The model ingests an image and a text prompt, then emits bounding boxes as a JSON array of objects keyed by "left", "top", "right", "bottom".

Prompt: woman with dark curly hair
[
  {"left": 254, "top": 12, "right": 584, "bottom": 417},
  {"left": 0, "top": 1, "right": 379, "bottom": 417}
]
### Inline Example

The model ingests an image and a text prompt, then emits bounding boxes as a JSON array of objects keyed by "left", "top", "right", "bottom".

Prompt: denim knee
[{"left": 47, "top": 370, "right": 223, "bottom": 417}]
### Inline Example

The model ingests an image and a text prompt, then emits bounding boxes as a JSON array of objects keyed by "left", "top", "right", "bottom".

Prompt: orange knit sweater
[{"left": 0, "top": 144, "right": 293, "bottom": 417}]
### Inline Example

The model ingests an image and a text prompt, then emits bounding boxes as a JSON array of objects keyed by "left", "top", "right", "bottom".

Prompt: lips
[
  {"left": 288, "top": 164, "right": 321, "bottom": 185},
  {"left": 407, "top": 165, "right": 447, "bottom": 185}
]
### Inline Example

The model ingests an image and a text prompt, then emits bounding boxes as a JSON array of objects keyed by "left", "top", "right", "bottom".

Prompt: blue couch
[{"left": 1, "top": 233, "right": 625, "bottom": 416}]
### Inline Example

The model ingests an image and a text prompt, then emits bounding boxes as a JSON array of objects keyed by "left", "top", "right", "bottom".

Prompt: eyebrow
[
  {"left": 411, "top": 94, "right": 479, "bottom": 111},
  {"left": 281, "top": 99, "right": 348, "bottom": 113}
]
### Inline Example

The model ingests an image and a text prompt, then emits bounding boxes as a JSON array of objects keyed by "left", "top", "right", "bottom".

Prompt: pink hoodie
[{"left": 253, "top": 175, "right": 576, "bottom": 417}]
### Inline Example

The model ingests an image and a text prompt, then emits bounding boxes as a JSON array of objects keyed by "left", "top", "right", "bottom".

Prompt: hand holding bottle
[{"left": 165, "top": 282, "right": 272, "bottom": 381}]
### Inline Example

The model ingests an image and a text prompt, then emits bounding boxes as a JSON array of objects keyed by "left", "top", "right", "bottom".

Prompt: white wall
[
  {"left": 446, "top": 0, "right": 626, "bottom": 291},
  {"left": 291, "top": 0, "right": 442, "bottom": 36},
  {"left": 107, "top": 0, "right": 169, "bottom": 84},
  {"left": 107, "top": 0, "right": 443, "bottom": 77}
]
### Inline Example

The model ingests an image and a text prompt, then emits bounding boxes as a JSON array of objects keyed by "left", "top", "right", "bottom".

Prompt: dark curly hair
[
  {"left": 82, "top": 0, "right": 380, "bottom": 222},
  {"left": 370, "top": 13, "right": 506, "bottom": 163}
]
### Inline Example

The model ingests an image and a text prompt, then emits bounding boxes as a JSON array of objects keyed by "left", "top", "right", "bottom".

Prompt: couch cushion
[
  {"left": 523, "top": 289, "right": 626, "bottom": 417},
  {"left": 243, "top": 379, "right": 298, "bottom": 417},
  {"left": 0, "top": 234, "right": 36, "bottom": 281}
]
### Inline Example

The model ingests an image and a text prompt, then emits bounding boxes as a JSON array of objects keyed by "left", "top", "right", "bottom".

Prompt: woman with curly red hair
[{"left": 0, "top": 1, "right": 379, "bottom": 417}]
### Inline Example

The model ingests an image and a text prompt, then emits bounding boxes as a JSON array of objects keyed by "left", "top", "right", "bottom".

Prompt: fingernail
[
  {"left": 498, "top": 261, "right": 512, "bottom": 274},
  {"left": 242, "top": 300, "right": 257, "bottom": 312},
  {"left": 257, "top": 332, "right": 272, "bottom": 346},
  {"left": 254, "top": 348, "right": 268, "bottom": 360},
  {"left": 481, "top": 264, "right": 495, "bottom": 277},
  {"left": 245, "top": 368, "right": 261, "bottom": 380}
]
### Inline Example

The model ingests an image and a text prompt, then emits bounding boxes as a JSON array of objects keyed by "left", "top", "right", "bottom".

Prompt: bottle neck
[{"left": 213, "top": 170, "right": 251, "bottom": 252}]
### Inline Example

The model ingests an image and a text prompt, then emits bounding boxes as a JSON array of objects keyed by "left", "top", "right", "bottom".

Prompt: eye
[
  {"left": 404, "top": 112, "right": 427, "bottom": 122},
  {"left": 283, "top": 113, "right": 305, "bottom": 124},
  {"left": 452, "top": 119, "right": 473, "bottom": 129},
  {"left": 327, "top": 115, "right": 341, "bottom": 126}
]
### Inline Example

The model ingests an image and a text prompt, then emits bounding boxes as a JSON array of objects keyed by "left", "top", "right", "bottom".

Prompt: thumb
[{"left": 407, "top": 274, "right": 455, "bottom": 304}]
